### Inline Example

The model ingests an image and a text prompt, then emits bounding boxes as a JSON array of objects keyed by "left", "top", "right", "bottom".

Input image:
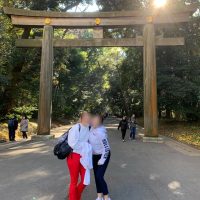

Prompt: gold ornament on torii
[
  {"left": 44, "top": 18, "right": 51, "bottom": 25},
  {"left": 95, "top": 18, "right": 101, "bottom": 25}
]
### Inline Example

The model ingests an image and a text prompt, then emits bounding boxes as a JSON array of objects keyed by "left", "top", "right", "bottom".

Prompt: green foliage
[
  {"left": 6, "top": 105, "right": 38, "bottom": 120},
  {"left": 157, "top": 15, "right": 200, "bottom": 121},
  {"left": 0, "top": 0, "right": 200, "bottom": 122}
]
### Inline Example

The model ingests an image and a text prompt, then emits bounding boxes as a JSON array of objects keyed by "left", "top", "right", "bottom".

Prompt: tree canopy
[{"left": 0, "top": 0, "right": 200, "bottom": 121}]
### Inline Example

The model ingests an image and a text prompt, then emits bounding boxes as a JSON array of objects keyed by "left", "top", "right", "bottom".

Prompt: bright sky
[
  {"left": 67, "top": 0, "right": 200, "bottom": 16},
  {"left": 68, "top": 0, "right": 99, "bottom": 12}
]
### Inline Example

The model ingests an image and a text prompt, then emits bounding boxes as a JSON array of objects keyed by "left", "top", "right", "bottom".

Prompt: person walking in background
[
  {"left": 20, "top": 115, "right": 28, "bottom": 139},
  {"left": 8, "top": 117, "right": 15, "bottom": 141},
  {"left": 129, "top": 114, "right": 137, "bottom": 140},
  {"left": 89, "top": 114, "right": 111, "bottom": 200},
  {"left": 103, "top": 112, "right": 108, "bottom": 119},
  {"left": 8, "top": 116, "right": 18, "bottom": 142},
  {"left": 118, "top": 116, "right": 128, "bottom": 142},
  {"left": 13, "top": 116, "right": 18, "bottom": 140},
  {"left": 67, "top": 111, "right": 92, "bottom": 200}
]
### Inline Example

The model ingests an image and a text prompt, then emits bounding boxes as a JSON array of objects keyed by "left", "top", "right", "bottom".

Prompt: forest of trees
[{"left": 0, "top": 0, "right": 200, "bottom": 121}]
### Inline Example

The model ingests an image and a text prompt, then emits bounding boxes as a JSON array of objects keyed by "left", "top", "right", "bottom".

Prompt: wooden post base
[{"left": 143, "top": 136, "right": 164, "bottom": 143}]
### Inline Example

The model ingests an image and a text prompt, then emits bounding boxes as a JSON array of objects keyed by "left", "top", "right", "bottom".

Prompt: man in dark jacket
[
  {"left": 8, "top": 116, "right": 18, "bottom": 141},
  {"left": 118, "top": 116, "right": 129, "bottom": 142}
]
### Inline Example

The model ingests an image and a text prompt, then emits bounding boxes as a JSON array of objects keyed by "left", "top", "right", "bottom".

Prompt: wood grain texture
[
  {"left": 3, "top": 4, "right": 197, "bottom": 18},
  {"left": 37, "top": 26, "right": 53, "bottom": 135},
  {"left": 143, "top": 23, "right": 158, "bottom": 137},
  {"left": 15, "top": 37, "right": 184, "bottom": 47},
  {"left": 93, "top": 27, "right": 103, "bottom": 39},
  {"left": 10, "top": 13, "right": 191, "bottom": 27}
]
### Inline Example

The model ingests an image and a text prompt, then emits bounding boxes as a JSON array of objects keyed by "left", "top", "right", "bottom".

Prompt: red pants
[{"left": 67, "top": 153, "right": 86, "bottom": 200}]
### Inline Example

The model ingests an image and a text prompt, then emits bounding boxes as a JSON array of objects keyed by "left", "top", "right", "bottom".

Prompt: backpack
[
  {"left": 53, "top": 124, "right": 81, "bottom": 160},
  {"left": 8, "top": 119, "right": 14, "bottom": 128}
]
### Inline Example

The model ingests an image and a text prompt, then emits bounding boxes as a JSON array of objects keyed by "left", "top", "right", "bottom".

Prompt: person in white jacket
[
  {"left": 20, "top": 115, "right": 28, "bottom": 139},
  {"left": 67, "top": 111, "right": 92, "bottom": 200},
  {"left": 89, "top": 114, "right": 111, "bottom": 200}
]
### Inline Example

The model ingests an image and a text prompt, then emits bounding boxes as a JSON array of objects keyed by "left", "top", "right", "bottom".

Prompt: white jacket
[
  {"left": 68, "top": 123, "right": 90, "bottom": 155},
  {"left": 20, "top": 119, "right": 28, "bottom": 132},
  {"left": 80, "top": 142, "right": 93, "bottom": 185},
  {"left": 89, "top": 126, "right": 110, "bottom": 165},
  {"left": 68, "top": 123, "right": 92, "bottom": 185}
]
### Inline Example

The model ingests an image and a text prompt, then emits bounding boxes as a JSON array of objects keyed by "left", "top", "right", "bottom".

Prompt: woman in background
[
  {"left": 20, "top": 115, "right": 28, "bottom": 139},
  {"left": 129, "top": 114, "right": 137, "bottom": 140},
  {"left": 118, "top": 116, "right": 128, "bottom": 142},
  {"left": 89, "top": 115, "right": 111, "bottom": 200}
]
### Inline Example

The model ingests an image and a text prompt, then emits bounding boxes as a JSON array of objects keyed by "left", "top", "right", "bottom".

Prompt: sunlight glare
[{"left": 154, "top": 0, "right": 167, "bottom": 8}]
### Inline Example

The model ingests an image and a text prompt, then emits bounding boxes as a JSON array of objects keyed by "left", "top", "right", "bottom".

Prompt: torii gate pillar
[
  {"left": 37, "top": 25, "right": 54, "bottom": 135},
  {"left": 143, "top": 19, "right": 158, "bottom": 138},
  {"left": 3, "top": 5, "right": 197, "bottom": 140}
]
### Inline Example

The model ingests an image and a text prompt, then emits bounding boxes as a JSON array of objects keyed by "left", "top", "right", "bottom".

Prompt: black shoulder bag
[{"left": 53, "top": 124, "right": 81, "bottom": 160}]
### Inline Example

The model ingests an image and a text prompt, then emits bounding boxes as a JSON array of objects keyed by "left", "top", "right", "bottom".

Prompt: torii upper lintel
[{"left": 3, "top": 4, "right": 198, "bottom": 28}]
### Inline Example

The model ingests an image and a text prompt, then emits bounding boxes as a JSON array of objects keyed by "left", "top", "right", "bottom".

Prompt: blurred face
[
  {"left": 81, "top": 112, "right": 91, "bottom": 126},
  {"left": 123, "top": 116, "right": 126, "bottom": 120},
  {"left": 92, "top": 116, "right": 101, "bottom": 128}
]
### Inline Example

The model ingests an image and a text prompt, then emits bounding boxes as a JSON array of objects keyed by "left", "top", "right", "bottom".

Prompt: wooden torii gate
[{"left": 3, "top": 5, "right": 197, "bottom": 139}]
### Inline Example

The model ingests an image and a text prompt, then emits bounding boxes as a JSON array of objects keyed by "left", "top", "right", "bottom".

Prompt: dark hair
[
  {"left": 22, "top": 114, "right": 27, "bottom": 119},
  {"left": 95, "top": 114, "right": 104, "bottom": 124}
]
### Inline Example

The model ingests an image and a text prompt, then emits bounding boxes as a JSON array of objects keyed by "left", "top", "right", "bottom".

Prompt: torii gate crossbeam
[{"left": 3, "top": 5, "right": 198, "bottom": 139}]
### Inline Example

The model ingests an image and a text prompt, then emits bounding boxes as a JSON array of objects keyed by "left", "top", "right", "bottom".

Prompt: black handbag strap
[{"left": 78, "top": 123, "right": 81, "bottom": 132}]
